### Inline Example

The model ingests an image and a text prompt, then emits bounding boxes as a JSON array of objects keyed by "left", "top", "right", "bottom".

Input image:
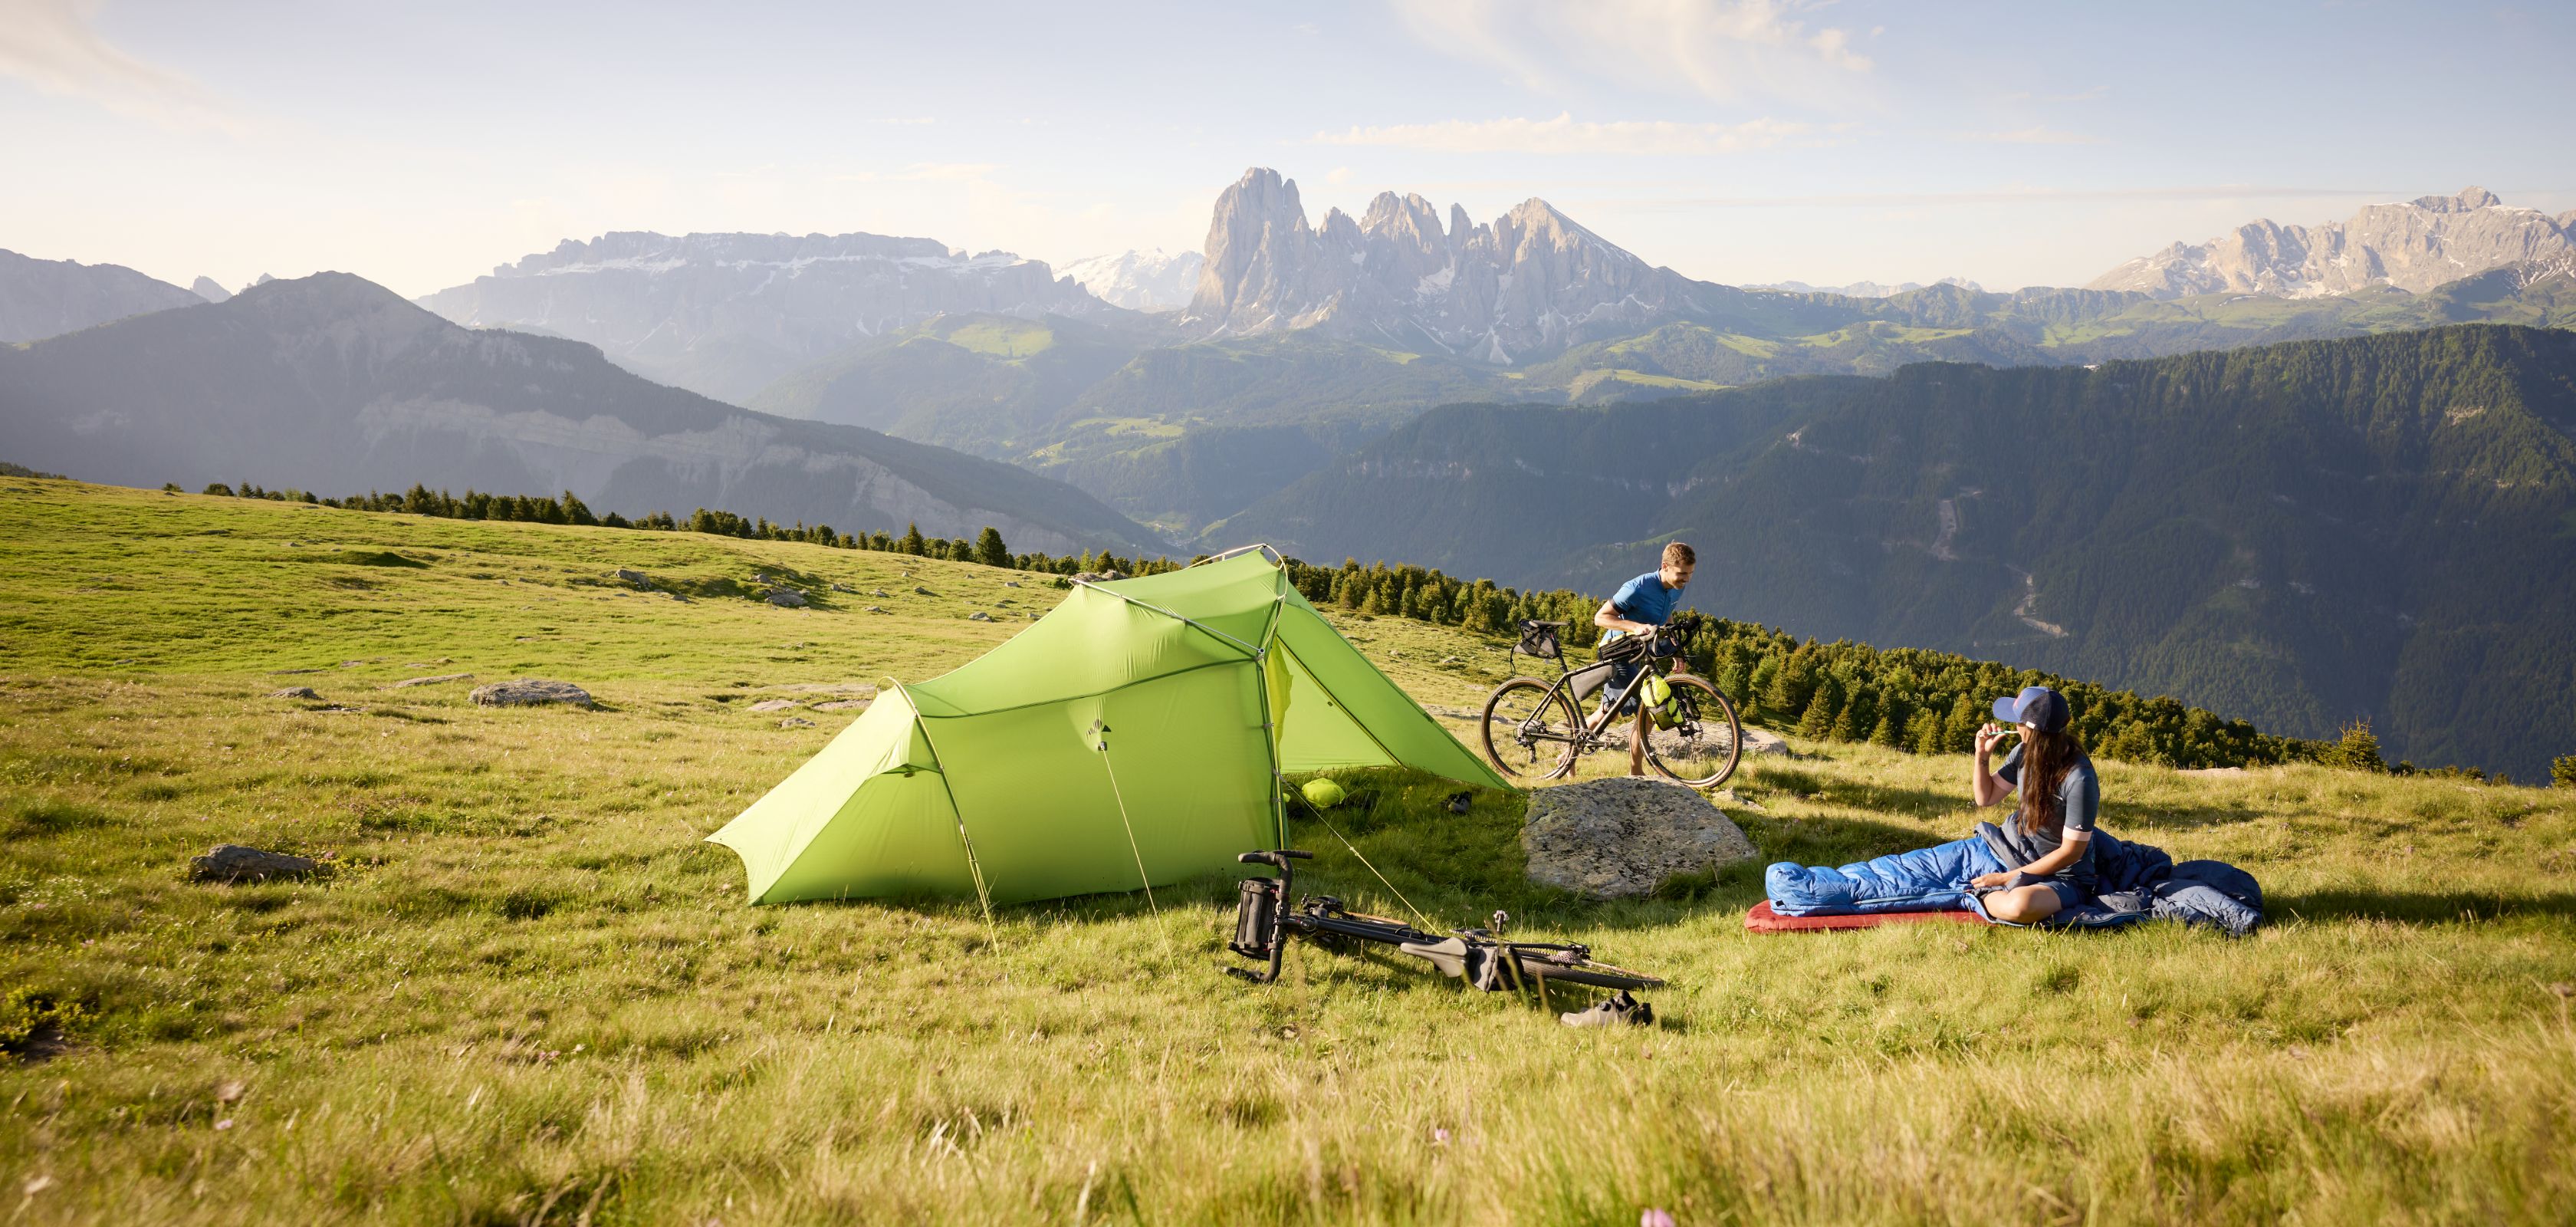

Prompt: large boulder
[
  {"left": 191, "top": 844, "right": 319, "bottom": 883},
  {"left": 1521, "top": 778, "right": 1756, "bottom": 899},
  {"left": 469, "top": 679, "right": 594, "bottom": 708}
]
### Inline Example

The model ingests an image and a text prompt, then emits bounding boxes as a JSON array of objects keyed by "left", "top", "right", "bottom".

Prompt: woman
[{"left": 1967, "top": 685, "right": 2101, "bottom": 923}]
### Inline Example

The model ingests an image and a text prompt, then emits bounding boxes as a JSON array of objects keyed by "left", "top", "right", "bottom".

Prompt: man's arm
[{"left": 1593, "top": 599, "right": 1655, "bottom": 638}]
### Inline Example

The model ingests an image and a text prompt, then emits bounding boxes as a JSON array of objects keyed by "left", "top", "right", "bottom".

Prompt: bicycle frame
[{"left": 1227, "top": 850, "right": 1655, "bottom": 993}]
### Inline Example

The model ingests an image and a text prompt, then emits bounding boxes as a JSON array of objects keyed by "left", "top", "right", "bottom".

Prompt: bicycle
[
  {"left": 1480, "top": 612, "right": 1742, "bottom": 788},
  {"left": 1224, "top": 850, "right": 1663, "bottom": 998}
]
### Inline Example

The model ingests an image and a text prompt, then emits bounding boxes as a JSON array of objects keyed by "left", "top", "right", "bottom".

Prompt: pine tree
[
  {"left": 972, "top": 527, "right": 1009, "bottom": 568},
  {"left": 2553, "top": 754, "right": 2576, "bottom": 788},
  {"left": 2320, "top": 719, "right": 2387, "bottom": 773},
  {"left": 899, "top": 523, "right": 927, "bottom": 556},
  {"left": 1796, "top": 681, "right": 1842, "bottom": 739}
]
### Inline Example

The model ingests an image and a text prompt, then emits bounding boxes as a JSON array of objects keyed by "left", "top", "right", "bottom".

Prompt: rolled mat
[{"left": 1745, "top": 900, "right": 1989, "bottom": 932}]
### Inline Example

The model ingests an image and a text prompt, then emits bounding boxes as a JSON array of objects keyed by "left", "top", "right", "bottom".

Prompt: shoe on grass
[{"left": 1560, "top": 989, "right": 1653, "bottom": 1028}]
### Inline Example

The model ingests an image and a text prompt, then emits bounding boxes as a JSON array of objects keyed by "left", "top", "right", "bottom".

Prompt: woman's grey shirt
[{"left": 1993, "top": 744, "right": 2101, "bottom": 887}]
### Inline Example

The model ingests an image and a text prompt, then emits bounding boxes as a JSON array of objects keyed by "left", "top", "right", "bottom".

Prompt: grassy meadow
[{"left": 2, "top": 478, "right": 2574, "bottom": 1225}]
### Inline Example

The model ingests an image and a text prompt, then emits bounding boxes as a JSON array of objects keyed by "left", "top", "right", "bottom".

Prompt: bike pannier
[{"left": 1516, "top": 620, "right": 1563, "bottom": 660}]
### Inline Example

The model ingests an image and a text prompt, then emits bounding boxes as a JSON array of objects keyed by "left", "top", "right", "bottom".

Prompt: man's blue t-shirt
[{"left": 1602, "top": 572, "right": 1681, "bottom": 642}]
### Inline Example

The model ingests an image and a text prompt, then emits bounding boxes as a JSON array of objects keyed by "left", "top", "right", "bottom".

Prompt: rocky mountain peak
[
  {"left": 2088, "top": 186, "right": 2573, "bottom": 299},
  {"left": 1183, "top": 166, "right": 1726, "bottom": 360},
  {"left": 2413, "top": 185, "right": 2502, "bottom": 212}
]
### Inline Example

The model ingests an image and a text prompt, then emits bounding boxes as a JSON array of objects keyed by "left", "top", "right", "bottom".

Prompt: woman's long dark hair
[{"left": 2017, "top": 725, "right": 2085, "bottom": 834}]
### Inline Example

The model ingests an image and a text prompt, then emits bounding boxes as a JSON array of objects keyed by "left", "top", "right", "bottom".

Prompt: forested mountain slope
[
  {"left": 0, "top": 274, "right": 1168, "bottom": 556},
  {"left": 1221, "top": 325, "right": 2576, "bottom": 777}
]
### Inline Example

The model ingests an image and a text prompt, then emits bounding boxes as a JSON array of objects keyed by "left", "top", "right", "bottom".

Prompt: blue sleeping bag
[
  {"left": 1767, "top": 824, "right": 2266, "bottom": 935},
  {"left": 1764, "top": 836, "right": 2006, "bottom": 916}
]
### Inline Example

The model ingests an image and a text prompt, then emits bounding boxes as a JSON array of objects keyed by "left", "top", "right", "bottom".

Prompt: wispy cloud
[
  {"left": 1392, "top": 0, "right": 1874, "bottom": 105},
  {"left": 1313, "top": 112, "right": 1828, "bottom": 155},
  {"left": 1950, "top": 126, "right": 2106, "bottom": 145},
  {"left": 829, "top": 163, "right": 1003, "bottom": 183},
  {"left": 1996, "top": 85, "right": 2109, "bottom": 104},
  {"left": 0, "top": 0, "right": 246, "bottom": 133},
  {"left": 1585, "top": 185, "right": 2401, "bottom": 211}
]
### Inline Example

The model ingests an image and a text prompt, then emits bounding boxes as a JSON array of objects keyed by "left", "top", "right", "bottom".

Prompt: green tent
[{"left": 708, "top": 548, "right": 1508, "bottom": 907}]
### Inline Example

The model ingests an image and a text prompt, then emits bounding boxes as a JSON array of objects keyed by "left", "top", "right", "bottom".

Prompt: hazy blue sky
[{"left": 5, "top": 0, "right": 2571, "bottom": 297}]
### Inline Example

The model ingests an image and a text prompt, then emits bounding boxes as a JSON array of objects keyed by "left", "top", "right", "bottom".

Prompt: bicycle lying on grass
[
  {"left": 1225, "top": 850, "right": 1662, "bottom": 1018},
  {"left": 1480, "top": 611, "right": 1742, "bottom": 788}
]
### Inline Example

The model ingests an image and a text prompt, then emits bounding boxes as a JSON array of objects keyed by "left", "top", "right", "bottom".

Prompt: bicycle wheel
[
  {"left": 1480, "top": 677, "right": 1581, "bottom": 780},
  {"left": 1643, "top": 673, "right": 1743, "bottom": 788},
  {"left": 1510, "top": 949, "right": 1664, "bottom": 992}
]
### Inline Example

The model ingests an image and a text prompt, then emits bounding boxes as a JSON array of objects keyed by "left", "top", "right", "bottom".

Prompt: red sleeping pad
[{"left": 1744, "top": 900, "right": 1988, "bottom": 932}]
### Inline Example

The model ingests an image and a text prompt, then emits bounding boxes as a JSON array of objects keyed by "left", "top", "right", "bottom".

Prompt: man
[{"left": 1586, "top": 542, "right": 1695, "bottom": 774}]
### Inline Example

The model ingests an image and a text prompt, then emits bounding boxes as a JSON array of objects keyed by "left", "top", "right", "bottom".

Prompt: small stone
[
  {"left": 1441, "top": 656, "right": 1460, "bottom": 665},
  {"left": 748, "top": 699, "right": 799, "bottom": 712},
  {"left": 830, "top": 582, "right": 856, "bottom": 593},
  {"left": 813, "top": 699, "right": 870, "bottom": 712},
  {"left": 468, "top": 679, "right": 593, "bottom": 708},
  {"left": 1520, "top": 778, "right": 1756, "bottom": 899},
  {"left": 968, "top": 610, "right": 993, "bottom": 621},
  {"left": 391, "top": 673, "right": 473, "bottom": 688},
  {"left": 614, "top": 568, "right": 653, "bottom": 590},
  {"left": 1003, "top": 581, "right": 1022, "bottom": 588},
  {"left": 865, "top": 605, "right": 886, "bottom": 614},
  {"left": 268, "top": 686, "right": 321, "bottom": 699},
  {"left": 779, "top": 717, "right": 816, "bottom": 729},
  {"left": 871, "top": 589, "right": 891, "bottom": 598},
  {"left": 753, "top": 572, "right": 774, "bottom": 584},
  {"left": 191, "top": 844, "right": 320, "bottom": 883},
  {"left": 765, "top": 589, "right": 807, "bottom": 607},
  {"left": 269, "top": 667, "right": 324, "bottom": 675},
  {"left": 913, "top": 586, "right": 935, "bottom": 596}
]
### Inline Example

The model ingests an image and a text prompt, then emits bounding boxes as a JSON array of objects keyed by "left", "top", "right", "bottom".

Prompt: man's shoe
[{"left": 1560, "top": 990, "right": 1653, "bottom": 1028}]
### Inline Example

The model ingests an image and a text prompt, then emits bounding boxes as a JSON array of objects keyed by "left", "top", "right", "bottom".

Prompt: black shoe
[{"left": 1560, "top": 990, "right": 1654, "bottom": 1028}]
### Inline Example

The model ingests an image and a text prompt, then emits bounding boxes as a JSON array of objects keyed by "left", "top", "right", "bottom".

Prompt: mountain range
[
  {"left": 1057, "top": 248, "right": 1202, "bottom": 312},
  {"left": 0, "top": 273, "right": 1164, "bottom": 555},
  {"left": 414, "top": 231, "right": 1126, "bottom": 403},
  {"left": 1215, "top": 324, "right": 2576, "bottom": 778},
  {"left": 0, "top": 248, "right": 208, "bottom": 344},
  {"left": 2087, "top": 186, "right": 2576, "bottom": 299}
]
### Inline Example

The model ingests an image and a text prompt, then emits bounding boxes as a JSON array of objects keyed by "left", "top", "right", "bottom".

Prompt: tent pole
[{"left": 902, "top": 687, "right": 999, "bottom": 946}]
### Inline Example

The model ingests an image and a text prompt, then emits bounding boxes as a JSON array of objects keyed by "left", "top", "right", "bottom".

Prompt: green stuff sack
[
  {"left": 1644, "top": 674, "right": 1680, "bottom": 729},
  {"left": 1301, "top": 778, "right": 1349, "bottom": 809}
]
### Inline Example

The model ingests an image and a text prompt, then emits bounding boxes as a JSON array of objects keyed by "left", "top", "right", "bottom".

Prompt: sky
[{"left": 4, "top": 0, "right": 2572, "bottom": 298}]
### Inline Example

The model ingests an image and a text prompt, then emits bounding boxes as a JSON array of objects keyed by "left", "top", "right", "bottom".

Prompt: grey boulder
[
  {"left": 469, "top": 679, "right": 594, "bottom": 708},
  {"left": 1521, "top": 777, "right": 1756, "bottom": 899},
  {"left": 191, "top": 844, "right": 319, "bottom": 883}
]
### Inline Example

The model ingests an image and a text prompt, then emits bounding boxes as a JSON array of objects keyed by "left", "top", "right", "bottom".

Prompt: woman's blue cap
[{"left": 1993, "top": 685, "right": 2070, "bottom": 733}]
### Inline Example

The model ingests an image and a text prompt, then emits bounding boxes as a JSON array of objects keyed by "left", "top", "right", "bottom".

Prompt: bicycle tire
[
  {"left": 1511, "top": 951, "right": 1664, "bottom": 992},
  {"left": 1480, "top": 676, "right": 1581, "bottom": 780},
  {"left": 1643, "top": 673, "right": 1743, "bottom": 789}
]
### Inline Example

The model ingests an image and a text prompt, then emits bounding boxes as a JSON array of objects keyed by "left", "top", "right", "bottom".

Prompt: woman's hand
[
  {"left": 1970, "top": 871, "right": 2010, "bottom": 889},
  {"left": 1973, "top": 722, "right": 2007, "bottom": 759}
]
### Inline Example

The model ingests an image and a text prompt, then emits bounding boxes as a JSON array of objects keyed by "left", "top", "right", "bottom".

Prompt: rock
[
  {"left": 614, "top": 568, "right": 653, "bottom": 590},
  {"left": 1070, "top": 571, "right": 1127, "bottom": 584},
  {"left": 813, "top": 699, "right": 869, "bottom": 712},
  {"left": 468, "top": 679, "right": 593, "bottom": 708},
  {"left": 1003, "top": 581, "right": 1022, "bottom": 588},
  {"left": 190, "top": 844, "right": 319, "bottom": 883},
  {"left": 913, "top": 586, "right": 935, "bottom": 596},
  {"left": 753, "top": 572, "right": 775, "bottom": 584},
  {"left": 830, "top": 582, "right": 856, "bottom": 593},
  {"left": 968, "top": 610, "right": 993, "bottom": 621},
  {"left": 765, "top": 589, "right": 807, "bottom": 607},
  {"left": 391, "top": 673, "right": 474, "bottom": 688},
  {"left": 268, "top": 686, "right": 321, "bottom": 699},
  {"left": 1741, "top": 727, "right": 1792, "bottom": 757},
  {"left": 270, "top": 667, "right": 324, "bottom": 675},
  {"left": 780, "top": 717, "right": 816, "bottom": 729},
  {"left": 1441, "top": 656, "right": 1460, "bottom": 665},
  {"left": 1520, "top": 778, "right": 1756, "bottom": 900},
  {"left": 748, "top": 699, "right": 799, "bottom": 712},
  {"left": 864, "top": 605, "right": 887, "bottom": 614},
  {"left": 871, "top": 589, "right": 891, "bottom": 598}
]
